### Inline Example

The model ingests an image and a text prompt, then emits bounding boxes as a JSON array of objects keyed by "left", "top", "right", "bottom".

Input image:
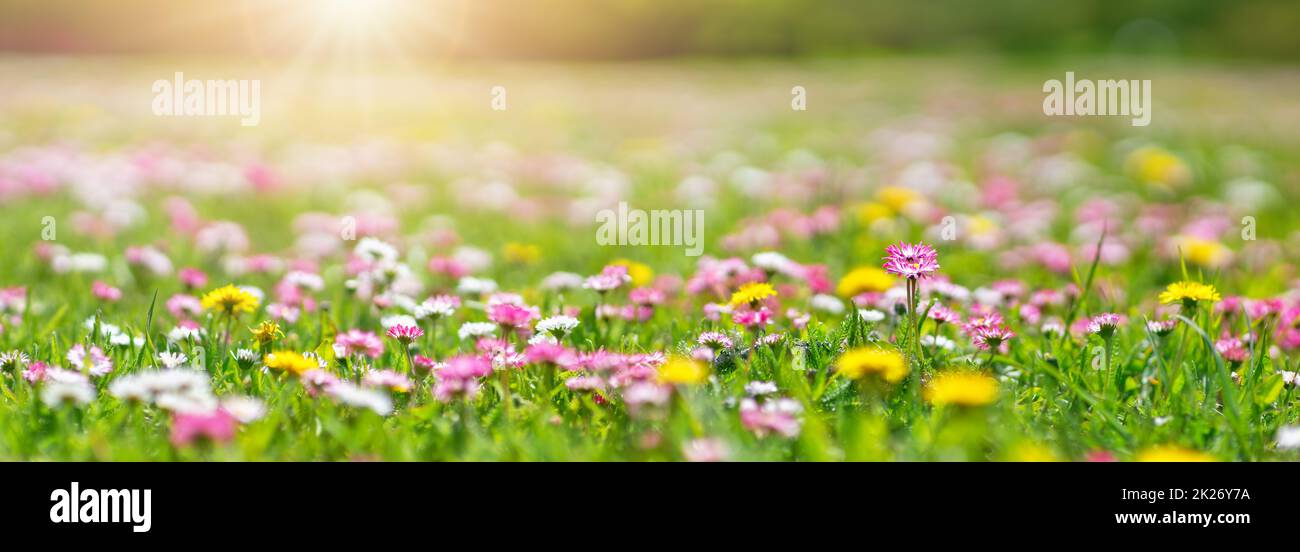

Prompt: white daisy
[
  {"left": 858, "top": 309, "right": 886, "bottom": 323},
  {"left": 326, "top": 382, "right": 393, "bottom": 416},
  {"left": 540, "top": 271, "right": 584, "bottom": 291},
  {"left": 810, "top": 294, "right": 845, "bottom": 314},
  {"left": 158, "top": 351, "right": 189, "bottom": 369},
  {"left": 221, "top": 396, "right": 267, "bottom": 423},
  {"left": 458, "top": 322, "right": 498, "bottom": 340},
  {"left": 536, "top": 315, "right": 580, "bottom": 336},
  {"left": 41, "top": 380, "right": 96, "bottom": 407}
]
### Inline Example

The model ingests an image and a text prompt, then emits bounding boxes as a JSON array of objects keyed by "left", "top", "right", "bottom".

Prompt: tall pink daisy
[
  {"left": 882, "top": 241, "right": 940, "bottom": 280},
  {"left": 387, "top": 324, "right": 424, "bottom": 374},
  {"left": 882, "top": 242, "right": 940, "bottom": 357}
]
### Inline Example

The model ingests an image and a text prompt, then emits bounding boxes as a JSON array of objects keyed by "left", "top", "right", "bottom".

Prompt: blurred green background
[{"left": 1, "top": 0, "right": 1296, "bottom": 59}]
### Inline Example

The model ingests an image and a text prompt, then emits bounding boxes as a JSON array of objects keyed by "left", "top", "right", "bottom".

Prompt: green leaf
[{"left": 1255, "top": 374, "right": 1284, "bottom": 405}]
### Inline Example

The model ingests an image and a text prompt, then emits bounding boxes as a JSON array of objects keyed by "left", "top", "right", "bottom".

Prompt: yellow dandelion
[
  {"left": 836, "top": 266, "right": 895, "bottom": 298},
  {"left": 729, "top": 282, "right": 777, "bottom": 306},
  {"left": 967, "top": 214, "right": 998, "bottom": 237},
  {"left": 924, "top": 371, "right": 999, "bottom": 407},
  {"left": 877, "top": 186, "right": 921, "bottom": 213},
  {"left": 855, "top": 201, "right": 893, "bottom": 225},
  {"left": 657, "top": 357, "right": 708, "bottom": 385},
  {"left": 201, "top": 284, "right": 259, "bottom": 316},
  {"left": 1007, "top": 442, "right": 1059, "bottom": 462},
  {"left": 1171, "top": 235, "right": 1232, "bottom": 269},
  {"left": 1126, "top": 146, "right": 1191, "bottom": 188},
  {"left": 834, "top": 347, "right": 908, "bottom": 383},
  {"left": 1158, "top": 281, "right": 1221, "bottom": 308},
  {"left": 263, "top": 351, "right": 320, "bottom": 376},
  {"left": 1136, "top": 445, "right": 1217, "bottom": 462},
  {"left": 249, "top": 321, "right": 283, "bottom": 345},
  {"left": 503, "top": 242, "right": 541, "bottom": 265},
  {"left": 610, "top": 259, "right": 654, "bottom": 287}
]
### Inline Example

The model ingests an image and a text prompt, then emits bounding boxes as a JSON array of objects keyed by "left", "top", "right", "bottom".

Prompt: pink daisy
[
  {"left": 67, "top": 344, "right": 113, "bottom": 377},
  {"left": 739, "top": 397, "right": 802, "bottom": 438},
  {"left": 583, "top": 265, "right": 632, "bottom": 292},
  {"left": 179, "top": 267, "right": 208, "bottom": 290},
  {"left": 488, "top": 303, "right": 540, "bottom": 329},
  {"left": 524, "top": 342, "right": 573, "bottom": 365},
  {"left": 698, "top": 331, "right": 734, "bottom": 350},
  {"left": 1087, "top": 313, "right": 1126, "bottom": 337},
  {"left": 1215, "top": 337, "right": 1249, "bottom": 364},
  {"left": 171, "top": 408, "right": 237, "bottom": 447},
  {"left": 91, "top": 281, "right": 122, "bottom": 302},
  {"left": 335, "top": 329, "right": 384, "bottom": 359},
  {"left": 928, "top": 304, "right": 962, "bottom": 325},
  {"left": 731, "top": 307, "right": 774, "bottom": 328},
  {"left": 882, "top": 241, "right": 940, "bottom": 280},
  {"left": 362, "top": 369, "right": 413, "bottom": 392},
  {"left": 386, "top": 324, "right": 424, "bottom": 344},
  {"left": 971, "top": 325, "right": 1015, "bottom": 353}
]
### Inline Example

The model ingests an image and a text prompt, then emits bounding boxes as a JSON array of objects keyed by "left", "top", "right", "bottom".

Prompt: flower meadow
[{"left": 2, "top": 59, "right": 1300, "bottom": 462}]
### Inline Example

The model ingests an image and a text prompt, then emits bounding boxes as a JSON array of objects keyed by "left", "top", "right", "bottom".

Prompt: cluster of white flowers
[
  {"left": 535, "top": 315, "right": 579, "bottom": 337},
  {"left": 51, "top": 251, "right": 109, "bottom": 274},
  {"left": 458, "top": 322, "right": 497, "bottom": 340},
  {"left": 413, "top": 296, "right": 457, "bottom": 319},
  {"left": 456, "top": 276, "right": 498, "bottom": 296},
  {"left": 167, "top": 325, "right": 204, "bottom": 343},
  {"left": 810, "top": 294, "right": 845, "bottom": 314},
  {"left": 540, "top": 271, "right": 584, "bottom": 291},
  {"left": 751, "top": 251, "right": 802, "bottom": 278},
  {"left": 857, "top": 309, "right": 886, "bottom": 323},
  {"left": 41, "top": 380, "right": 96, "bottom": 407},
  {"left": 220, "top": 396, "right": 267, "bottom": 423},
  {"left": 84, "top": 317, "right": 144, "bottom": 348},
  {"left": 324, "top": 381, "right": 393, "bottom": 416},
  {"left": 744, "top": 380, "right": 779, "bottom": 396},
  {"left": 109, "top": 366, "right": 215, "bottom": 414},
  {"left": 347, "top": 238, "right": 425, "bottom": 301}
]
